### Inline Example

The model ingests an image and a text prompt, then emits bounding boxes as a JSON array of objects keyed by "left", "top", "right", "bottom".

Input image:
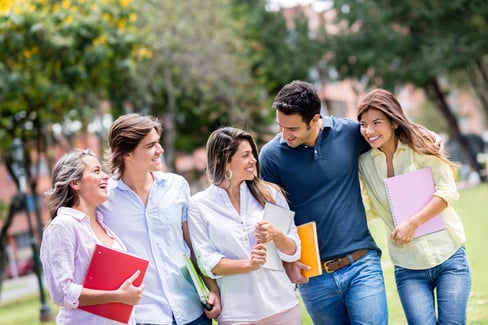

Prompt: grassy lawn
[{"left": 1, "top": 184, "right": 486, "bottom": 324}]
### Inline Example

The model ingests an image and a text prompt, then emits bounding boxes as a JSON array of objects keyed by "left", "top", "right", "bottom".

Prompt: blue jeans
[
  {"left": 137, "top": 312, "right": 211, "bottom": 325},
  {"left": 298, "top": 250, "right": 388, "bottom": 325},
  {"left": 394, "top": 246, "right": 471, "bottom": 325}
]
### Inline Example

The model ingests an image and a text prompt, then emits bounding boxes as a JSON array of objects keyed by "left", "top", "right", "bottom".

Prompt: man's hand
[
  {"left": 204, "top": 290, "right": 221, "bottom": 320},
  {"left": 283, "top": 261, "right": 310, "bottom": 285}
]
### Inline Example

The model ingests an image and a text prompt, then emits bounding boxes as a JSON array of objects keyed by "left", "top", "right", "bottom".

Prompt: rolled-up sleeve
[
  {"left": 40, "top": 221, "right": 83, "bottom": 308},
  {"left": 274, "top": 192, "right": 300, "bottom": 262},
  {"left": 421, "top": 155, "right": 459, "bottom": 204},
  {"left": 188, "top": 202, "right": 225, "bottom": 279}
]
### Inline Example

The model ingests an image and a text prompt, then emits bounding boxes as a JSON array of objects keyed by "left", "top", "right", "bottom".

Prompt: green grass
[
  {"left": 367, "top": 183, "right": 488, "bottom": 325},
  {"left": 1, "top": 184, "right": 487, "bottom": 324}
]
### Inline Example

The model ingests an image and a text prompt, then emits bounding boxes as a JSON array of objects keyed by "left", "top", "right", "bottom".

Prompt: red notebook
[
  {"left": 79, "top": 244, "right": 149, "bottom": 324},
  {"left": 384, "top": 167, "right": 445, "bottom": 238}
]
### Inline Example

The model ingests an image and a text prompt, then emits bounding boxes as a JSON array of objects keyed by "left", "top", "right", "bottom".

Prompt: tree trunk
[
  {"left": 472, "top": 59, "right": 488, "bottom": 119},
  {"left": 163, "top": 65, "right": 177, "bottom": 172},
  {"left": 426, "top": 79, "right": 486, "bottom": 182}
]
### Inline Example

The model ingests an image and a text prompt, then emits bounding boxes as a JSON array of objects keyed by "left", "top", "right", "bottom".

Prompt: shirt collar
[
  {"left": 109, "top": 171, "right": 169, "bottom": 191},
  {"left": 57, "top": 207, "right": 88, "bottom": 221},
  {"left": 369, "top": 140, "right": 408, "bottom": 158}
]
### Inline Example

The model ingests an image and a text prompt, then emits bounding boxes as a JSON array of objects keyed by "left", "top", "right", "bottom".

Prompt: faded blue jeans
[
  {"left": 394, "top": 246, "right": 471, "bottom": 325},
  {"left": 298, "top": 250, "right": 388, "bottom": 325}
]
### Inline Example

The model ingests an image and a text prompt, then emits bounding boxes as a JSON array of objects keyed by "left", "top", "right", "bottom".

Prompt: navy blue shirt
[{"left": 259, "top": 116, "right": 380, "bottom": 261}]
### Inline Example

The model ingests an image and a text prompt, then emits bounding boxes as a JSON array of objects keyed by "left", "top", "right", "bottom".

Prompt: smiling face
[
  {"left": 359, "top": 108, "right": 398, "bottom": 153},
  {"left": 73, "top": 155, "right": 110, "bottom": 208},
  {"left": 227, "top": 140, "right": 257, "bottom": 183},
  {"left": 125, "top": 128, "right": 164, "bottom": 173},
  {"left": 276, "top": 111, "right": 320, "bottom": 148}
]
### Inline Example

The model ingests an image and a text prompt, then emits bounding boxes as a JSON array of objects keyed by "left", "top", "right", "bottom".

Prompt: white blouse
[{"left": 188, "top": 182, "right": 300, "bottom": 323}]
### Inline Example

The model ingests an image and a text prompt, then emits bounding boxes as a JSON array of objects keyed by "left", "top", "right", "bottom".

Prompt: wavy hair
[
  {"left": 357, "top": 88, "right": 457, "bottom": 174},
  {"left": 105, "top": 113, "right": 162, "bottom": 179},
  {"left": 45, "top": 149, "right": 96, "bottom": 219},
  {"left": 206, "top": 127, "right": 286, "bottom": 207}
]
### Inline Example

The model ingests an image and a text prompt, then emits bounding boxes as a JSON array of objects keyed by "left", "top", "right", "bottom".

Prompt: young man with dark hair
[{"left": 259, "top": 80, "right": 388, "bottom": 324}]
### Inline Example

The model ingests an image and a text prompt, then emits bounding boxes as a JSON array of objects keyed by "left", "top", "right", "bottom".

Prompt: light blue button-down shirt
[
  {"left": 98, "top": 172, "right": 204, "bottom": 325},
  {"left": 40, "top": 207, "right": 135, "bottom": 325}
]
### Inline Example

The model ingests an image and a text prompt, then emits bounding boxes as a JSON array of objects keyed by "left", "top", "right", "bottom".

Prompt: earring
[{"left": 225, "top": 169, "right": 233, "bottom": 180}]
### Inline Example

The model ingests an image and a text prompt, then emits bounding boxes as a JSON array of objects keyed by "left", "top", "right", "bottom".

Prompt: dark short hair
[{"left": 272, "top": 80, "right": 321, "bottom": 124}]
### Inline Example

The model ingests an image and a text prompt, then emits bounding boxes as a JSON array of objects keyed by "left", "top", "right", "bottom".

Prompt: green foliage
[
  {"left": 412, "top": 100, "right": 449, "bottom": 135},
  {"left": 129, "top": 0, "right": 274, "bottom": 169},
  {"left": 231, "top": 0, "right": 326, "bottom": 95},
  {"left": 0, "top": 0, "right": 141, "bottom": 153},
  {"left": 325, "top": 0, "right": 488, "bottom": 90},
  {"left": 0, "top": 199, "right": 7, "bottom": 222}
]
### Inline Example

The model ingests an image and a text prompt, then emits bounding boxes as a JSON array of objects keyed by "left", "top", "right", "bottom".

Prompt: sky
[{"left": 266, "top": 0, "right": 334, "bottom": 12}]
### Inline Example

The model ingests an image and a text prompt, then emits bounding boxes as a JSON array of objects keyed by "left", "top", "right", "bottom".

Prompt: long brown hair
[
  {"left": 357, "top": 88, "right": 457, "bottom": 174},
  {"left": 206, "top": 127, "right": 286, "bottom": 207}
]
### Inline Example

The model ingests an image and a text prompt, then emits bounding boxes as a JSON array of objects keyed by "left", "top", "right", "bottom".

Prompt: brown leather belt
[{"left": 321, "top": 249, "right": 368, "bottom": 273}]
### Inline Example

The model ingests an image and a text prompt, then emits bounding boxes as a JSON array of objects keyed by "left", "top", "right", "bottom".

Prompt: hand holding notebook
[
  {"left": 260, "top": 202, "right": 295, "bottom": 271},
  {"left": 384, "top": 167, "right": 445, "bottom": 238},
  {"left": 183, "top": 254, "right": 213, "bottom": 311},
  {"left": 80, "top": 244, "right": 149, "bottom": 324}
]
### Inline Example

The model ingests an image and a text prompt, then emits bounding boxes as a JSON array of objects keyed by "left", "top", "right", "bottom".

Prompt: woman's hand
[
  {"left": 391, "top": 220, "right": 417, "bottom": 245},
  {"left": 248, "top": 243, "right": 267, "bottom": 271},
  {"left": 255, "top": 221, "right": 279, "bottom": 244},
  {"left": 116, "top": 270, "right": 145, "bottom": 305}
]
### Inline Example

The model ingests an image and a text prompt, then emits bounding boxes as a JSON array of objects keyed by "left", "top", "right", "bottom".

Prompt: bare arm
[
  {"left": 391, "top": 196, "right": 447, "bottom": 244},
  {"left": 211, "top": 243, "right": 267, "bottom": 275},
  {"left": 78, "top": 270, "right": 144, "bottom": 306},
  {"left": 255, "top": 220, "right": 297, "bottom": 255}
]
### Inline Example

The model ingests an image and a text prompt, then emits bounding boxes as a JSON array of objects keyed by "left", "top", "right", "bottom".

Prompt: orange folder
[
  {"left": 297, "top": 221, "right": 322, "bottom": 278},
  {"left": 79, "top": 244, "right": 149, "bottom": 324}
]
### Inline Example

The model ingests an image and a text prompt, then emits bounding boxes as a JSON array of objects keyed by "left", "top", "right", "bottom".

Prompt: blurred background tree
[
  {"left": 320, "top": 0, "right": 488, "bottom": 179},
  {"left": 0, "top": 0, "right": 142, "bottom": 168}
]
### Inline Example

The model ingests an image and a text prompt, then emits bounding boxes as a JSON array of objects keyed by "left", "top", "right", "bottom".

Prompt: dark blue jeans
[{"left": 394, "top": 246, "right": 471, "bottom": 325}]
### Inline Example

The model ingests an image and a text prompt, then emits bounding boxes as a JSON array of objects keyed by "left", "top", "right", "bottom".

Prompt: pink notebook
[{"left": 384, "top": 167, "right": 445, "bottom": 238}]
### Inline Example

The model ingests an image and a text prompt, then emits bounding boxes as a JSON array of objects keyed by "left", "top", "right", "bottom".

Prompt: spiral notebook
[{"left": 384, "top": 167, "right": 445, "bottom": 238}]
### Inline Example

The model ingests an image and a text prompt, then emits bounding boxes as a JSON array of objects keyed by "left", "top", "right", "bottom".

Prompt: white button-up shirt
[
  {"left": 188, "top": 182, "right": 300, "bottom": 323},
  {"left": 40, "top": 207, "right": 135, "bottom": 325}
]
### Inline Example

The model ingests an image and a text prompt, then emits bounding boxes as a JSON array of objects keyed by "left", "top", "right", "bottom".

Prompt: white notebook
[{"left": 261, "top": 202, "right": 295, "bottom": 270}]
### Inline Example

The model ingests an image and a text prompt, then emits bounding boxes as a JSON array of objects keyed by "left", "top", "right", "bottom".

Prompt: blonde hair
[{"left": 45, "top": 149, "right": 96, "bottom": 219}]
